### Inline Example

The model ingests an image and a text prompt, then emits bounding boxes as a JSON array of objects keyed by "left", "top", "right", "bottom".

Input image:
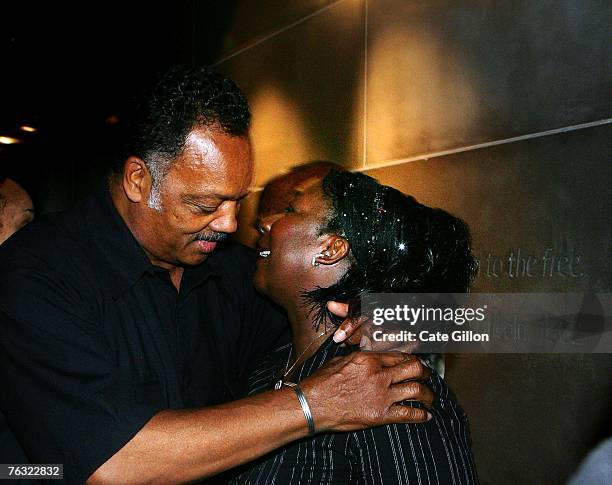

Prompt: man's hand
[{"left": 300, "top": 351, "right": 433, "bottom": 432}]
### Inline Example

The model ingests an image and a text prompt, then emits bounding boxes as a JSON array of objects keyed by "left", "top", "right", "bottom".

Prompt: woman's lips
[{"left": 194, "top": 240, "right": 218, "bottom": 253}]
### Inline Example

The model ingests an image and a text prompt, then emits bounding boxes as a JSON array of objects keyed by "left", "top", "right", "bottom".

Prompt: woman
[{"left": 232, "top": 170, "right": 478, "bottom": 484}]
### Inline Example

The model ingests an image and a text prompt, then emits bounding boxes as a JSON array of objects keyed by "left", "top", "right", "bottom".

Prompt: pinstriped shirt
[{"left": 230, "top": 338, "right": 478, "bottom": 484}]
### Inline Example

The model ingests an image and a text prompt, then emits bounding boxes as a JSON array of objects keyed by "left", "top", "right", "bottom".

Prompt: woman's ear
[{"left": 314, "top": 234, "right": 350, "bottom": 266}]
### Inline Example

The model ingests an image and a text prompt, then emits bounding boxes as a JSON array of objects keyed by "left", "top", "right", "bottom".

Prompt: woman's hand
[
  {"left": 327, "top": 301, "right": 366, "bottom": 346},
  {"left": 328, "top": 301, "right": 420, "bottom": 353}
]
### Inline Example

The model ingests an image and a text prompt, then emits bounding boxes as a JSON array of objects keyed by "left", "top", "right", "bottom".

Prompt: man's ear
[
  {"left": 314, "top": 234, "right": 350, "bottom": 266},
  {"left": 122, "top": 156, "right": 150, "bottom": 203}
]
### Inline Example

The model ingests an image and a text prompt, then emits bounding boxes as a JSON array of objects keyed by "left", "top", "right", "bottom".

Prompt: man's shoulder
[
  {"left": 0, "top": 210, "right": 80, "bottom": 267},
  {"left": 0, "top": 207, "right": 101, "bottom": 323},
  {"left": 0, "top": 201, "right": 102, "bottom": 304}
]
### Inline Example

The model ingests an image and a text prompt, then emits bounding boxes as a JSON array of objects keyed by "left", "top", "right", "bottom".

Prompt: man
[
  {"left": 0, "top": 176, "right": 35, "bottom": 474},
  {"left": 0, "top": 66, "right": 432, "bottom": 484},
  {"left": 0, "top": 177, "right": 34, "bottom": 245}
]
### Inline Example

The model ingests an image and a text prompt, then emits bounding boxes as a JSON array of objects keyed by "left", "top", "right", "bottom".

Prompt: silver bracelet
[{"left": 283, "top": 382, "right": 316, "bottom": 436}]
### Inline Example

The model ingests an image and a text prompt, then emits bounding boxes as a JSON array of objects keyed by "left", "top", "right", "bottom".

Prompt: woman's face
[{"left": 254, "top": 177, "right": 333, "bottom": 306}]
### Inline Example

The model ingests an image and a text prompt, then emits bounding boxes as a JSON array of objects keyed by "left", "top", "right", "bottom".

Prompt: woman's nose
[{"left": 257, "top": 212, "right": 283, "bottom": 234}]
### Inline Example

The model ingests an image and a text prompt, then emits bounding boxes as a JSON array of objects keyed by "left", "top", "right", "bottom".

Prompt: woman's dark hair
[{"left": 303, "top": 170, "right": 478, "bottom": 330}]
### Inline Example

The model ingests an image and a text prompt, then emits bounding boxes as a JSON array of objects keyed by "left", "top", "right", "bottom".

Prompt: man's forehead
[
  {"left": 258, "top": 163, "right": 339, "bottom": 214},
  {"left": 182, "top": 130, "right": 223, "bottom": 166},
  {"left": 170, "top": 169, "right": 253, "bottom": 202},
  {"left": 258, "top": 175, "right": 325, "bottom": 218},
  {"left": 168, "top": 130, "right": 253, "bottom": 197},
  {"left": 293, "top": 176, "right": 324, "bottom": 198},
  {"left": 182, "top": 127, "right": 252, "bottom": 164}
]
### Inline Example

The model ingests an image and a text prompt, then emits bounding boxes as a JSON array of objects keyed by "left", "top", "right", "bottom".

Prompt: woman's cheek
[
  {"left": 284, "top": 239, "right": 313, "bottom": 271},
  {"left": 272, "top": 219, "right": 317, "bottom": 270}
]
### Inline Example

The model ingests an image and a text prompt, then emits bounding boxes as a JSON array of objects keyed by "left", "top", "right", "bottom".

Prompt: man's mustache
[{"left": 192, "top": 232, "right": 229, "bottom": 243}]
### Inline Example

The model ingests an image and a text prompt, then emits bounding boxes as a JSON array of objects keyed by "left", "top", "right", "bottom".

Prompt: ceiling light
[
  {"left": 0, "top": 136, "right": 20, "bottom": 145},
  {"left": 20, "top": 125, "right": 37, "bottom": 133}
]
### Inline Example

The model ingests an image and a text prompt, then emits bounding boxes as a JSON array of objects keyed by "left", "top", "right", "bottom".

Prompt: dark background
[{"left": 0, "top": 1, "right": 238, "bottom": 210}]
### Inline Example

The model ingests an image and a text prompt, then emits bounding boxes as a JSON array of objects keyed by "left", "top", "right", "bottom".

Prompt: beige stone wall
[{"left": 201, "top": 1, "right": 612, "bottom": 483}]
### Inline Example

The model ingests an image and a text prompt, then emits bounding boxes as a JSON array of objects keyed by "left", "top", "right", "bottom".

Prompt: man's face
[
  {"left": 0, "top": 179, "right": 34, "bottom": 245},
  {"left": 135, "top": 127, "right": 253, "bottom": 268}
]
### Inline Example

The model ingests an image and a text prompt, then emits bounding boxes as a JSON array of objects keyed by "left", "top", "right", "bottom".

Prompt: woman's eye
[{"left": 284, "top": 205, "right": 295, "bottom": 213}]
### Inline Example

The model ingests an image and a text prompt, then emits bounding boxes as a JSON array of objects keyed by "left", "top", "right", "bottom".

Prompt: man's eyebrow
[{"left": 182, "top": 191, "right": 251, "bottom": 203}]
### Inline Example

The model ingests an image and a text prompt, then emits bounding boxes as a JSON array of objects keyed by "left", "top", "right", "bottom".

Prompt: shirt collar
[
  {"left": 82, "top": 182, "right": 153, "bottom": 299},
  {"left": 83, "top": 182, "right": 223, "bottom": 299}
]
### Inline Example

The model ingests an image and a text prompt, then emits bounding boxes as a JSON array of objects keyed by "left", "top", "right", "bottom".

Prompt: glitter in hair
[{"left": 302, "top": 170, "right": 478, "bottom": 331}]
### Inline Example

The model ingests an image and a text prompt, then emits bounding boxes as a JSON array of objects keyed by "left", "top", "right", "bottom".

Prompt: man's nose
[{"left": 209, "top": 201, "right": 239, "bottom": 234}]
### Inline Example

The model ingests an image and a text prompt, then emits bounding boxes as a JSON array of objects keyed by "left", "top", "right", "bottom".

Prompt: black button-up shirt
[{"left": 0, "top": 183, "right": 289, "bottom": 483}]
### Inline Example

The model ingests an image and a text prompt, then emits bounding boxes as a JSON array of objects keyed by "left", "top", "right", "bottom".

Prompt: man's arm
[
  {"left": 0, "top": 260, "right": 432, "bottom": 485},
  {"left": 89, "top": 352, "right": 432, "bottom": 484},
  {"left": 87, "top": 388, "right": 306, "bottom": 484}
]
